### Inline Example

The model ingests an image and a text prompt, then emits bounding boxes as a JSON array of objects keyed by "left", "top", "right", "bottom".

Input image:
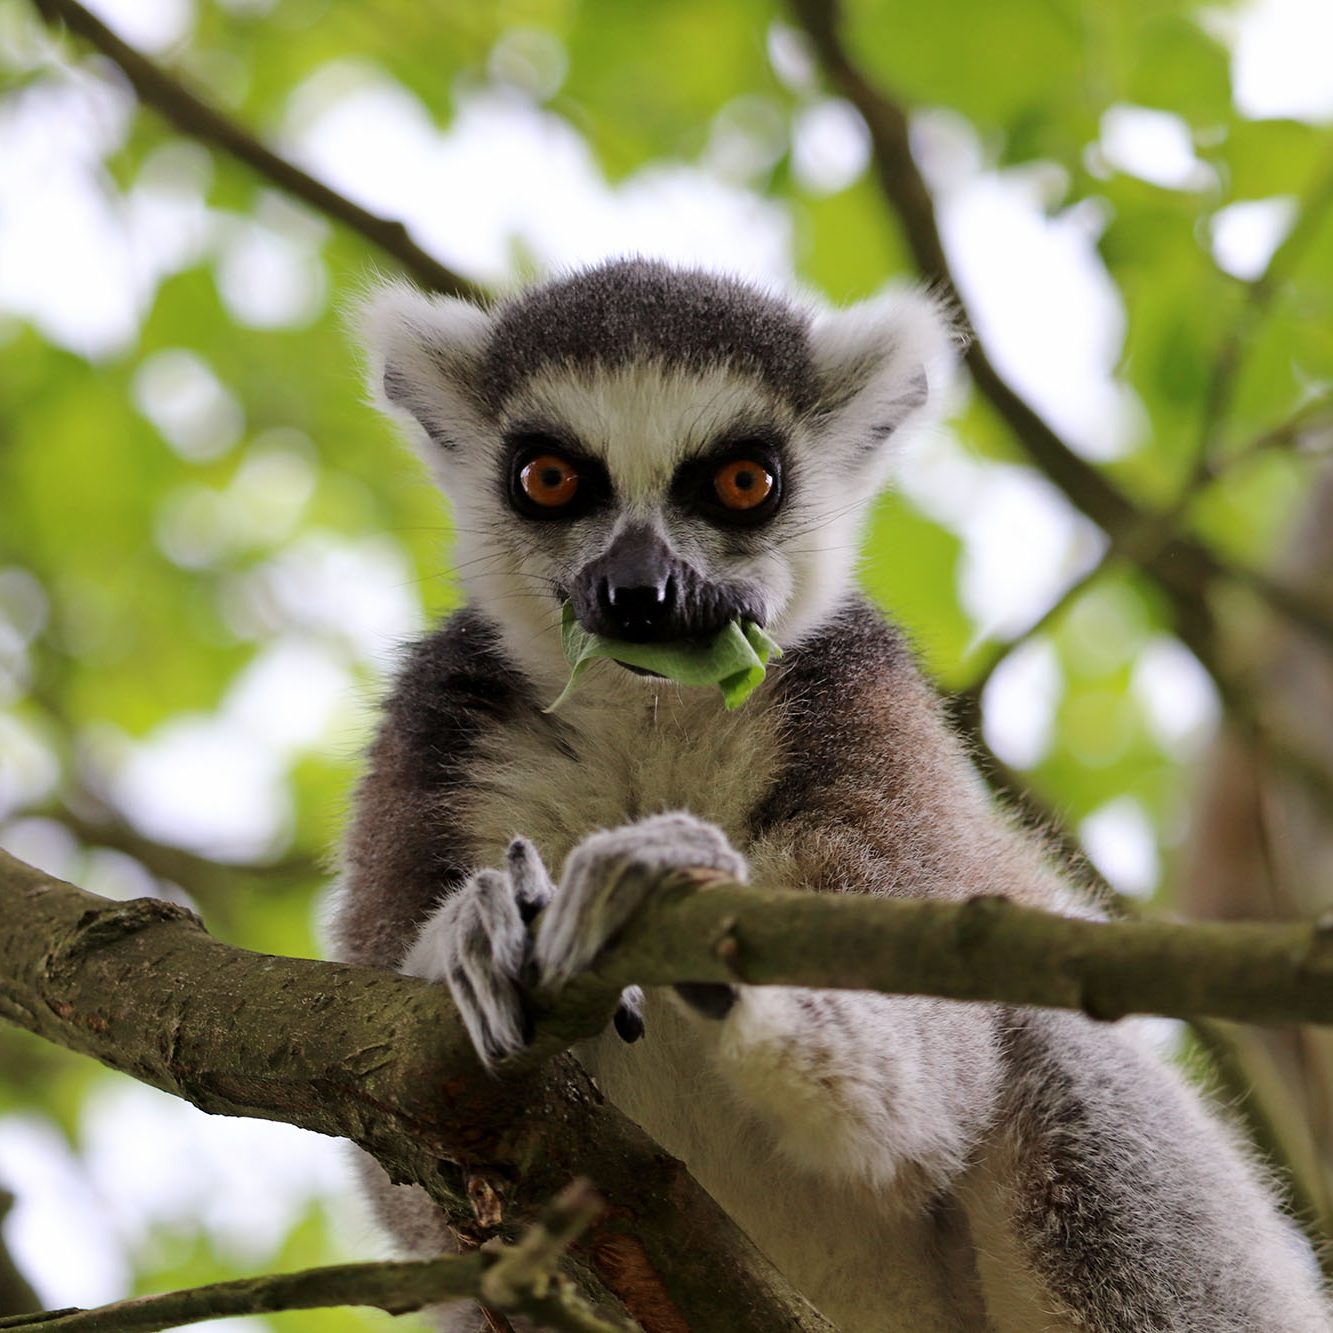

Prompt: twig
[
  {"left": 1240, "top": 395, "right": 1333, "bottom": 464},
  {"left": 1190, "top": 141, "right": 1333, "bottom": 490},
  {"left": 480, "top": 1182, "right": 634, "bottom": 1333},
  {"left": 0, "top": 1182, "right": 629, "bottom": 1333},
  {"left": 44, "top": 794, "right": 320, "bottom": 932},
  {"left": 29, "top": 0, "right": 478, "bottom": 299},
  {"left": 956, "top": 552, "right": 1112, "bottom": 721},
  {"left": 0, "top": 1258, "right": 480, "bottom": 1332}
]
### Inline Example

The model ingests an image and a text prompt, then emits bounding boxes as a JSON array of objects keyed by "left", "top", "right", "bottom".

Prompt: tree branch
[
  {"left": 565, "top": 871, "right": 1333, "bottom": 1029},
  {"left": 45, "top": 792, "right": 321, "bottom": 930},
  {"left": 29, "top": 0, "right": 478, "bottom": 300},
  {"left": 1239, "top": 393, "right": 1333, "bottom": 467},
  {"left": 0, "top": 848, "right": 834, "bottom": 1333},
  {"left": 787, "top": 0, "right": 1150, "bottom": 537},
  {"left": 8, "top": 844, "right": 1333, "bottom": 1323},
  {"left": 7, "top": 845, "right": 1333, "bottom": 1080},
  {"left": 954, "top": 553, "right": 1111, "bottom": 727},
  {"left": 0, "top": 1182, "right": 627, "bottom": 1333}
]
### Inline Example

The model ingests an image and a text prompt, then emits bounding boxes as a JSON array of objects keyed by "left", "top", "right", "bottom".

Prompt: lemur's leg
[
  {"left": 402, "top": 836, "right": 643, "bottom": 1063},
  {"left": 962, "top": 1008, "right": 1331, "bottom": 1333},
  {"left": 535, "top": 811, "right": 1001, "bottom": 1197}
]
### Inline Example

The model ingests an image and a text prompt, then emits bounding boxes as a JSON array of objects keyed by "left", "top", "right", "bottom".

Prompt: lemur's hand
[
  {"left": 402, "top": 837, "right": 646, "bottom": 1063},
  {"left": 400, "top": 837, "right": 553, "bottom": 1064},
  {"left": 535, "top": 812, "right": 747, "bottom": 1020}
]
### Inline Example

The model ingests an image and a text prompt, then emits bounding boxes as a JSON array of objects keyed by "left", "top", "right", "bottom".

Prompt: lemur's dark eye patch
[
  {"left": 506, "top": 433, "right": 610, "bottom": 520},
  {"left": 674, "top": 439, "right": 784, "bottom": 528}
]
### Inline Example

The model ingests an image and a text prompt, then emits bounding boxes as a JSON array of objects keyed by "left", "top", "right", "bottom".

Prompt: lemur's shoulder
[
  {"left": 756, "top": 598, "right": 960, "bottom": 823},
  {"left": 769, "top": 594, "right": 919, "bottom": 711},
  {"left": 751, "top": 596, "right": 1066, "bottom": 907},
  {"left": 382, "top": 606, "right": 534, "bottom": 746},
  {"left": 333, "top": 607, "right": 533, "bottom": 968}
]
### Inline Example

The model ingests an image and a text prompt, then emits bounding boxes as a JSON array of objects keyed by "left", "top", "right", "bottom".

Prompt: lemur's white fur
[{"left": 340, "top": 263, "right": 1331, "bottom": 1333}]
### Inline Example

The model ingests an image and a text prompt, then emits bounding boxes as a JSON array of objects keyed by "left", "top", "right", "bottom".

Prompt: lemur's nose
[
  {"left": 575, "top": 526, "right": 687, "bottom": 642},
  {"left": 600, "top": 575, "right": 677, "bottom": 641}
]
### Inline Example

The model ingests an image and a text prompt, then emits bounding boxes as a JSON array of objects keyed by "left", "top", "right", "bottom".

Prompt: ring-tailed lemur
[{"left": 328, "top": 258, "right": 1330, "bottom": 1331}]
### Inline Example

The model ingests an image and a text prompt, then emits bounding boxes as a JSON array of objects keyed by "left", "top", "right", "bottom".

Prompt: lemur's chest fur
[{"left": 456, "top": 674, "right": 784, "bottom": 871}]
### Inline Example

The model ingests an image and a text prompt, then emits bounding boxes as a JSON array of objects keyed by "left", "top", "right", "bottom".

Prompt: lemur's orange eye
[
  {"left": 520, "top": 454, "right": 580, "bottom": 508},
  {"left": 713, "top": 458, "right": 774, "bottom": 511}
]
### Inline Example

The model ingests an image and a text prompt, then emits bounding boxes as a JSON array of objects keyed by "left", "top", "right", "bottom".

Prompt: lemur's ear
[
  {"left": 356, "top": 280, "right": 493, "bottom": 455},
  {"left": 809, "top": 288, "right": 956, "bottom": 459}
]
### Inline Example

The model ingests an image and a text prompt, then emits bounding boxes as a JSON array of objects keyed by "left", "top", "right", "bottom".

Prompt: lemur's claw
[{"left": 506, "top": 836, "right": 555, "bottom": 922}]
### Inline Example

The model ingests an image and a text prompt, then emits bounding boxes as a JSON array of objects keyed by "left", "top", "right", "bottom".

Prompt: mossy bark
[{"left": 0, "top": 850, "right": 832, "bottom": 1333}]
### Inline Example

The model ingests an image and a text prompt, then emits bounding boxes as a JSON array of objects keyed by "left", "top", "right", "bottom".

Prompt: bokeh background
[{"left": 1, "top": 0, "right": 1331, "bottom": 1326}]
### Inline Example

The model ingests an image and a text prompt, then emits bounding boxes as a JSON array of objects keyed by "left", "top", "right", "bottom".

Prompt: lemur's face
[
  {"left": 480, "top": 364, "right": 808, "bottom": 647},
  {"left": 363, "top": 261, "right": 949, "bottom": 685}
]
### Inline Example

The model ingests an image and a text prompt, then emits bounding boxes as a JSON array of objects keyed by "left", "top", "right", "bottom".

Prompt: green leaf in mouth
[{"left": 546, "top": 602, "right": 782, "bottom": 712}]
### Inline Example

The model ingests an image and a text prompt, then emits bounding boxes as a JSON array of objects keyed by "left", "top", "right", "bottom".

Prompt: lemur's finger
[
  {"left": 469, "top": 869, "right": 525, "bottom": 975},
  {"left": 538, "top": 814, "right": 750, "bottom": 986},
  {"left": 454, "top": 879, "right": 528, "bottom": 1060},
  {"left": 506, "top": 836, "right": 555, "bottom": 920}
]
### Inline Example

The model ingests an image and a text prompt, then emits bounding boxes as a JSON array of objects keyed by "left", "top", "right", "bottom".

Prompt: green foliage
[{"left": 1, "top": 0, "right": 1330, "bottom": 1321}]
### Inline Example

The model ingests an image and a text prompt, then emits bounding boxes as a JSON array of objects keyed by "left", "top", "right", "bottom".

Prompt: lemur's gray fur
[{"left": 329, "top": 258, "right": 1330, "bottom": 1331}]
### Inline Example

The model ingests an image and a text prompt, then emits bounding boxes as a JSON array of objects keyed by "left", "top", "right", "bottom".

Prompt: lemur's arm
[{"left": 530, "top": 813, "right": 1003, "bottom": 1200}]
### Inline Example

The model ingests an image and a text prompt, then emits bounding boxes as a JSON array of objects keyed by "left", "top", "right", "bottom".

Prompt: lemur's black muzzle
[{"left": 571, "top": 526, "right": 759, "bottom": 644}]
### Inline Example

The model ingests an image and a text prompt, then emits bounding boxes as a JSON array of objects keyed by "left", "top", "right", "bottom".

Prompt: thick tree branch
[
  {"left": 0, "top": 1182, "right": 626, "bottom": 1333},
  {"left": 8, "top": 846, "right": 1333, "bottom": 1079},
  {"left": 29, "top": 0, "right": 477, "bottom": 300},
  {"left": 0, "top": 849, "right": 833, "bottom": 1333}
]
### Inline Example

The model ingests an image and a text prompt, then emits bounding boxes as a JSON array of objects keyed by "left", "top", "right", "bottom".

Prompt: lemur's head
[{"left": 361, "top": 259, "right": 951, "bottom": 683}]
